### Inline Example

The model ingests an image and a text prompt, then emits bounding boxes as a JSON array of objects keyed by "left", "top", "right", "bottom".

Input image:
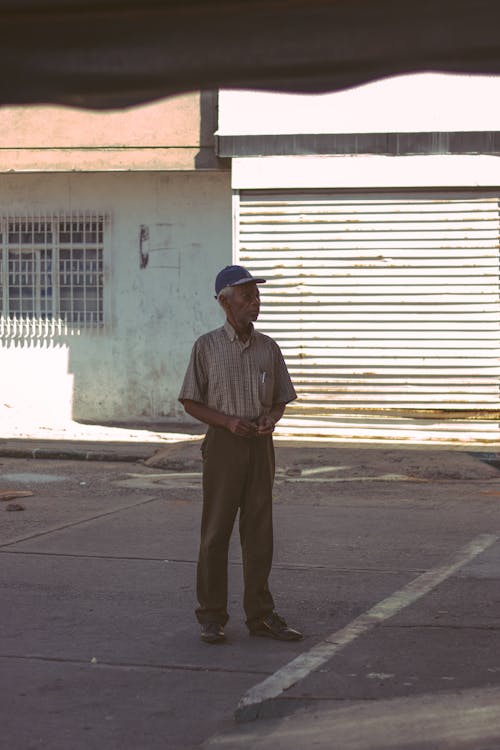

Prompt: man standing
[{"left": 179, "top": 265, "right": 303, "bottom": 644}]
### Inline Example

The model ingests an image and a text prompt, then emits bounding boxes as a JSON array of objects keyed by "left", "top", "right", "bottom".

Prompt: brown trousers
[{"left": 196, "top": 426, "right": 275, "bottom": 627}]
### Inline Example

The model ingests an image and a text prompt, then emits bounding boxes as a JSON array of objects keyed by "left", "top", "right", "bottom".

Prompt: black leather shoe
[
  {"left": 200, "top": 622, "right": 226, "bottom": 644},
  {"left": 249, "top": 612, "right": 303, "bottom": 641}
]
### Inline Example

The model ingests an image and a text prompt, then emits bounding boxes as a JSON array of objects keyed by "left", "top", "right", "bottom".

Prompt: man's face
[{"left": 223, "top": 281, "right": 260, "bottom": 329}]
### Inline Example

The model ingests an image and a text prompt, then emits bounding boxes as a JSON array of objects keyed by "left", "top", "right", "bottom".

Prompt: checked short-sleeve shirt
[{"left": 178, "top": 320, "right": 296, "bottom": 419}]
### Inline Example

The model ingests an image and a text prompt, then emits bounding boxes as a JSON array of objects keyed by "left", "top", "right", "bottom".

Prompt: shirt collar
[{"left": 224, "top": 319, "right": 254, "bottom": 345}]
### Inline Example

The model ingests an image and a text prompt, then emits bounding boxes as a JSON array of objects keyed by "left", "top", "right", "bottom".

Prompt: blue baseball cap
[{"left": 215, "top": 265, "right": 266, "bottom": 296}]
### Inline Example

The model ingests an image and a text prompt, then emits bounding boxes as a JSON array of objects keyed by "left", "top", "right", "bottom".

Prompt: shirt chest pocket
[{"left": 259, "top": 368, "right": 274, "bottom": 407}]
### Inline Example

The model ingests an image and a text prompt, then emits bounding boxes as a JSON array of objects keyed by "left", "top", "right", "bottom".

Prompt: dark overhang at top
[
  {"left": 2, "top": 0, "right": 500, "bottom": 109},
  {"left": 216, "top": 132, "right": 500, "bottom": 159}
]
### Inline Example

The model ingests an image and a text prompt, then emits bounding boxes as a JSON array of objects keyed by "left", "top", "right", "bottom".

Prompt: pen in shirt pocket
[{"left": 261, "top": 371, "right": 267, "bottom": 384}]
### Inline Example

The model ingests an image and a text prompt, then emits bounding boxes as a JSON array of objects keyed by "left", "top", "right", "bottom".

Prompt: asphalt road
[{"left": 2, "top": 443, "right": 500, "bottom": 750}]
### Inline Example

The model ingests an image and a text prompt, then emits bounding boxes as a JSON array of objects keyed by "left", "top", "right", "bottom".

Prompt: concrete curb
[{"left": 0, "top": 446, "right": 152, "bottom": 463}]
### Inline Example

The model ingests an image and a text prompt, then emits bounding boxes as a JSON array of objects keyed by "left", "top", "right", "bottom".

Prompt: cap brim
[{"left": 230, "top": 277, "right": 266, "bottom": 287}]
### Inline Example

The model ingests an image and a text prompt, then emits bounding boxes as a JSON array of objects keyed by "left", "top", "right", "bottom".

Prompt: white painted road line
[
  {"left": 297, "top": 466, "right": 352, "bottom": 476},
  {"left": 278, "top": 473, "right": 420, "bottom": 483},
  {"left": 236, "top": 533, "right": 498, "bottom": 721}
]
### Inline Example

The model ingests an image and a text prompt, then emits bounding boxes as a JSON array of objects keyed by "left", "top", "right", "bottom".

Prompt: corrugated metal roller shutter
[{"left": 237, "top": 191, "right": 500, "bottom": 416}]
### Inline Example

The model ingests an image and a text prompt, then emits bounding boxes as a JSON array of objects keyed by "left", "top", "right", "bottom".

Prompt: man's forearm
[
  {"left": 182, "top": 399, "right": 258, "bottom": 437},
  {"left": 180, "top": 399, "right": 230, "bottom": 429},
  {"left": 182, "top": 399, "right": 288, "bottom": 438}
]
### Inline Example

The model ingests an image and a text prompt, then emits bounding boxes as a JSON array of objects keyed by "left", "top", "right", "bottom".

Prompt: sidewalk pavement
[{"left": 1, "top": 418, "right": 500, "bottom": 473}]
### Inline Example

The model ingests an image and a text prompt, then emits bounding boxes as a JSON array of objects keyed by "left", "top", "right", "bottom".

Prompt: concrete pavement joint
[
  {"left": 0, "top": 495, "right": 159, "bottom": 549},
  {"left": 235, "top": 533, "right": 499, "bottom": 722},
  {"left": 0, "top": 653, "right": 271, "bottom": 676},
  {"left": 0, "top": 549, "right": 427, "bottom": 575},
  {"left": 0, "top": 549, "right": 200, "bottom": 563}
]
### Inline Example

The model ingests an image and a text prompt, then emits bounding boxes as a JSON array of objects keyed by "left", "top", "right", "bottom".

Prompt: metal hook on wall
[{"left": 139, "top": 225, "right": 149, "bottom": 269}]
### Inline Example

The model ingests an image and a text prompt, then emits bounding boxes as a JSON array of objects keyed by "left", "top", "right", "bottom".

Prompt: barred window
[{"left": 0, "top": 215, "right": 106, "bottom": 328}]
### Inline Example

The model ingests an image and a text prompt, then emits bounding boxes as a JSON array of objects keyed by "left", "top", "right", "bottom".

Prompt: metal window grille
[{"left": 0, "top": 213, "right": 106, "bottom": 330}]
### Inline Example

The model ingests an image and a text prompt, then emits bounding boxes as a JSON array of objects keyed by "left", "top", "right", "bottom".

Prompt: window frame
[{"left": 0, "top": 213, "right": 108, "bottom": 330}]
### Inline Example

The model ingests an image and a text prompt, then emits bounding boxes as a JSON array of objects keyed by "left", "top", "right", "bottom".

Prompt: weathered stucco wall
[
  {"left": 0, "top": 91, "right": 220, "bottom": 171},
  {"left": 0, "top": 170, "right": 232, "bottom": 426}
]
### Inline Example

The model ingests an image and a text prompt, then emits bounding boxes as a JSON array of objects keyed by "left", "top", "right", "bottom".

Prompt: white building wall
[{"left": 0, "top": 170, "right": 232, "bottom": 427}]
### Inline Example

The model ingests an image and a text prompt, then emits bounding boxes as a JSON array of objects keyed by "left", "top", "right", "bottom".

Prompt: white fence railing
[{"left": 0, "top": 314, "right": 105, "bottom": 339}]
